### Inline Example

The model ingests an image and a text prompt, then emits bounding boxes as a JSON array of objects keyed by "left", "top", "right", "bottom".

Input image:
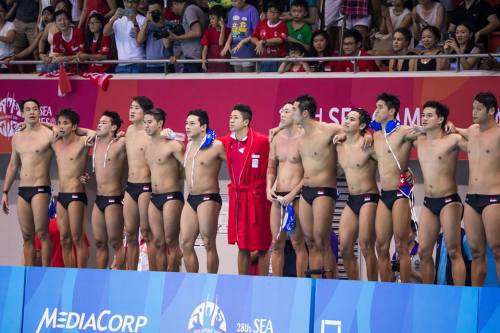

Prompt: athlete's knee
[
  {"left": 125, "top": 230, "right": 138, "bottom": 243},
  {"left": 358, "top": 240, "right": 375, "bottom": 257},
  {"left": 376, "top": 241, "right": 390, "bottom": 255},
  {"left": 95, "top": 239, "right": 107, "bottom": 249},
  {"left": 490, "top": 244, "right": 500, "bottom": 261},
  {"left": 203, "top": 238, "right": 217, "bottom": 253},
  {"left": 21, "top": 231, "right": 35, "bottom": 243},
  {"left": 469, "top": 246, "right": 486, "bottom": 260},
  {"left": 153, "top": 238, "right": 165, "bottom": 249},
  {"left": 446, "top": 244, "right": 462, "bottom": 261},
  {"left": 140, "top": 228, "right": 152, "bottom": 241},
  {"left": 71, "top": 233, "right": 82, "bottom": 245},
  {"left": 290, "top": 237, "right": 305, "bottom": 251},
  {"left": 271, "top": 239, "right": 285, "bottom": 252},
  {"left": 109, "top": 238, "right": 122, "bottom": 250},
  {"left": 340, "top": 243, "right": 354, "bottom": 259},
  {"left": 60, "top": 234, "right": 72, "bottom": 247},
  {"left": 418, "top": 245, "right": 433, "bottom": 260}
]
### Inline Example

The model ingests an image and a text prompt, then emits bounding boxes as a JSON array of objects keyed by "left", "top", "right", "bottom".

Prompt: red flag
[
  {"left": 85, "top": 72, "right": 113, "bottom": 91},
  {"left": 58, "top": 64, "right": 72, "bottom": 97}
]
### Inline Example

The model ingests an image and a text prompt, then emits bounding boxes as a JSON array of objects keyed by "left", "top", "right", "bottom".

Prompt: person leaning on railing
[
  {"left": 77, "top": 12, "right": 112, "bottom": 73},
  {"left": 409, "top": 25, "right": 448, "bottom": 71},
  {"left": 308, "top": 30, "right": 334, "bottom": 72},
  {"left": 443, "top": 22, "right": 481, "bottom": 71},
  {"left": 389, "top": 27, "right": 415, "bottom": 72}
]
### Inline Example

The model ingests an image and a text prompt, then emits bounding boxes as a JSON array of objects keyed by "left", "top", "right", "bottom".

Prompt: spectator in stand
[
  {"left": 286, "top": 0, "right": 311, "bottom": 51},
  {"left": 251, "top": 1, "right": 287, "bottom": 72},
  {"left": 136, "top": 0, "right": 172, "bottom": 73},
  {"left": 138, "top": 0, "right": 148, "bottom": 15},
  {"left": 201, "top": 5, "right": 230, "bottom": 72},
  {"left": 333, "top": 28, "right": 378, "bottom": 72},
  {"left": 371, "top": 0, "right": 412, "bottom": 53},
  {"left": 104, "top": 0, "right": 146, "bottom": 73},
  {"left": 50, "top": 10, "right": 84, "bottom": 71},
  {"left": 221, "top": 0, "right": 260, "bottom": 72},
  {"left": 389, "top": 27, "right": 414, "bottom": 72},
  {"left": 278, "top": 41, "right": 310, "bottom": 72},
  {"left": 336, "top": 0, "right": 373, "bottom": 44},
  {"left": 449, "top": 0, "right": 500, "bottom": 45},
  {"left": 0, "top": 0, "right": 15, "bottom": 73},
  {"left": 167, "top": 0, "right": 208, "bottom": 73},
  {"left": 282, "top": 0, "right": 317, "bottom": 26},
  {"left": 309, "top": 30, "right": 334, "bottom": 72},
  {"left": 78, "top": 12, "right": 112, "bottom": 72},
  {"left": 409, "top": 25, "right": 448, "bottom": 71},
  {"left": 443, "top": 22, "right": 481, "bottom": 71},
  {"left": 412, "top": 0, "right": 444, "bottom": 46},
  {"left": 11, "top": 0, "right": 39, "bottom": 57},
  {"left": 78, "top": 0, "right": 118, "bottom": 30}
]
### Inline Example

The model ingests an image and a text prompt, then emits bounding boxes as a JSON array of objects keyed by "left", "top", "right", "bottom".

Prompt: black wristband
[{"left": 2, "top": 190, "right": 8, "bottom": 194}]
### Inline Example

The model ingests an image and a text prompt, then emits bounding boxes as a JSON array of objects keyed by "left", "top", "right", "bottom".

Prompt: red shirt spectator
[
  {"left": 333, "top": 49, "right": 379, "bottom": 72},
  {"left": 201, "top": 26, "right": 230, "bottom": 72},
  {"left": 87, "top": 35, "right": 112, "bottom": 72},
  {"left": 252, "top": 19, "right": 287, "bottom": 57},
  {"left": 53, "top": 27, "right": 84, "bottom": 56}
]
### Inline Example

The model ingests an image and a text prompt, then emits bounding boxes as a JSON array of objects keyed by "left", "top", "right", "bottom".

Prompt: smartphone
[{"left": 447, "top": 31, "right": 455, "bottom": 40}]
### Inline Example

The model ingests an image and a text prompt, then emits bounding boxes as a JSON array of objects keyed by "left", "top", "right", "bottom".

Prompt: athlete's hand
[
  {"left": 332, "top": 133, "right": 346, "bottom": 144},
  {"left": 444, "top": 121, "right": 456, "bottom": 134},
  {"left": 280, "top": 192, "right": 295, "bottom": 206},
  {"left": 79, "top": 172, "right": 91, "bottom": 184},
  {"left": 85, "top": 134, "right": 96, "bottom": 147},
  {"left": 161, "top": 128, "right": 176, "bottom": 140},
  {"left": 1, "top": 194, "right": 8, "bottom": 214},
  {"left": 15, "top": 123, "right": 26, "bottom": 132},
  {"left": 116, "top": 131, "right": 125, "bottom": 138},
  {"left": 361, "top": 132, "right": 373, "bottom": 149},
  {"left": 266, "top": 188, "right": 277, "bottom": 202},
  {"left": 268, "top": 126, "right": 282, "bottom": 142}
]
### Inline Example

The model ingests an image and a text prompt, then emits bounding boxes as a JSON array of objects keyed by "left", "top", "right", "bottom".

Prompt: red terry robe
[{"left": 219, "top": 128, "right": 272, "bottom": 251}]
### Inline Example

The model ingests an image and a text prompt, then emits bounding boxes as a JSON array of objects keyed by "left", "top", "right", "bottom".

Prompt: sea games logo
[
  {"left": 0, "top": 93, "right": 56, "bottom": 138},
  {"left": 36, "top": 308, "right": 148, "bottom": 333},
  {"left": 0, "top": 94, "right": 22, "bottom": 137},
  {"left": 188, "top": 297, "right": 227, "bottom": 333}
]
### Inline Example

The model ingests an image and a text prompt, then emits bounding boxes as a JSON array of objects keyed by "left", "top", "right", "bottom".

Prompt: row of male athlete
[{"left": 1, "top": 92, "right": 498, "bottom": 286}]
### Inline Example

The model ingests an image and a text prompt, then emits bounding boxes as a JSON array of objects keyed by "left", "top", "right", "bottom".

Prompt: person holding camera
[
  {"left": 167, "top": 0, "right": 208, "bottom": 73},
  {"left": 137, "top": 0, "right": 172, "bottom": 73},
  {"left": 443, "top": 22, "right": 480, "bottom": 71},
  {"left": 104, "top": 0, "right": 146, "bottom": 73}
]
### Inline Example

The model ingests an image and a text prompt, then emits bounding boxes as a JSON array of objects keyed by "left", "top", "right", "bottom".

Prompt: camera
[
  {"left": 153, "top": 27, "right": 170, "bottom": 39},
  {"left": 151, "top": 10, "right": 162, "bottom": 23}
]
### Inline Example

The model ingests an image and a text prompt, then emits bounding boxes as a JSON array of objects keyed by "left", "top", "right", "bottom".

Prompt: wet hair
[
  {"left": 132, "top": 96, "right": 154, "bottom": 112},
  {"left": 423, "top": 101, "right": 449, "bottom": 129},
  {"left": 102, "top": 111, "right": 123, "bottom": 134},
  {"left": 144, "top": 108, "right": 166, "bottom": 126},
  {"left": 54, "top": 9, "right": 71, "bottom": 21},
  {"left": 57, "top": 108, "right": 80, "bottom": 125},
  {"left": 377, "top": 92, "right": 400, "bottom": 117},
  {"left": 295, "top": 94, "right": 317, "bottom": 119},
  {"left": 287, "top": 42, "right": 306, "bottom": 55},
  {"left": 343, "top": 28, "right": 363, "bottom": 44},
  {"left": 209, "top": 4, "right": 225, "bottom": 18},
  {"left": 84, "top": 12, "right": 105, "bottom": 54},
  {"left": 265, "top": 0, "right": 284, "bottom": 13},
  {"left": 474, "top": 92, "right": 498, "bottom": 116},
  {"left": 310, "top": 30, "right": 332, "bottom": 57},
  {"left": 233, "top": 104, "right": 253, "bottom": 124},
  {"left": 187, "top": 109, "right": 209, "bottom": 129},
  {"left": 394, "top": 27, "right": 412, "bottom": 44},
  {"left": 350, "top": 108, "right": 371, "bottom": 133},
  {"left": 421, "top": 25, "right": 441, "bottom": 41},
  {"left": 20, "top": 99, "right": 41, "bottom": 111},
  {"left": 290, "top": 0, "right": 308, "bottom": 11}
]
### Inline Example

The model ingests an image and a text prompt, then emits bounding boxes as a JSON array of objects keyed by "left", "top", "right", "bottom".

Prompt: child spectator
[
  {"left": 409, "top": 25, "right": 448, "bottom": 71},
  {"left": 201, "top": 5, "right": 230, "bottom": 72},
  {"left": 444, "top": 22, "right": 481, "bottom": 71},
  {"left": 251, "top": 1, "right": 287, "bottom": 72},
  {"left": 278, "top": 41, "right": 310, "bottom": 72},
  {"left": 389, "top": 27, "right": 414, "bottom": 72},
  {"left": 0, "top": 0, "right": 15, "bottom": 73},
  {"left": 78, "top": 12, "right": 112, "bottom": 73},
  {"left": 282, "top": 0, "right": 318, "bottom": 26},
  {"left": 333, "top": 28, "right": 378, "bottom": 72},
  {"left": 222, "top": 0, "right": 260, "bottom": 72},
  {"left": 50, "top": 10, "right": 84, "bottom": 72},
  {"left": 78, "top": 0, "right": 118, "bottom": 30},
  {"left": 308, "top": 30, "right": 334, "bottom": 72},
  {"left": 286, "top": 0, "right": 311, "bottom": 51}
]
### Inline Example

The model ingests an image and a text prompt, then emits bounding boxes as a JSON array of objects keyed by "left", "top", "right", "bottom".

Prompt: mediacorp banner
[{"left": 0, "top": 74, "right": 499, "bottom": 154}]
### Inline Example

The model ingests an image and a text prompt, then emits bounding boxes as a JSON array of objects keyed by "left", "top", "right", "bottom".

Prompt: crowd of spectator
[{"left": 0, "top": 0, "right": 499, "bottom": 73}]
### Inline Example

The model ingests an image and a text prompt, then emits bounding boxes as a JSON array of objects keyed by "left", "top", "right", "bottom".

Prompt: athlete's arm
[
  {"left": 281, "top": 179, "right": 303, "bottom": 206},
  {"left": 216, "top": 141, "right": 227, "bottom": 161},
  {"left": 171, "top": 140, "right": 186, "bottom": 166},
  {"left": 266, "top": 138, "right": 278, "bottom": 202},
  {"left": 403, "top": 125, "right": 421, "bottom": 142},
  {"left": 2, "top": 138, "right": 20, "bottom": 214}
]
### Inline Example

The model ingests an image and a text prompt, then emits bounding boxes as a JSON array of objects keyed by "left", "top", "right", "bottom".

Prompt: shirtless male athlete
[
  {"left": 2, "top": 99, "right": 53, "bottom": 266},
  {"left": 144, "top": 108, "right": 185, "bottom": 272},
  {"left": 266, "top": 102, "right": 308, "bottom": 277},
  {"left": 337, "top": 108, "right": 379, "bottom": 281},
  {"left": 181, "top": 109, "right": 226, "bottom": 273}
]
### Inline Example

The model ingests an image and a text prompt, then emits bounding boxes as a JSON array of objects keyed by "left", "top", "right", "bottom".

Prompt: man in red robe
[{"left": 219, "top": 104, "right": 272, "bottom": 275}]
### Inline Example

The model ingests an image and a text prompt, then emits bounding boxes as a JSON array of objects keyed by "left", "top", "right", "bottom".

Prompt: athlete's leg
[
  {"left": 440, "top": 203, "right": 465, "bottom": 285},
  {"left": 418, "top": 206, "right": 441, "bottom": 284},
  {"left": 123, "top": 193, "right": 140, "bottom": 270},
  {"left": 180, "top": 203, "right": 200, "bottom": 273},
  {"left": 312, "top": 196, "right": 336, "bottom": 278},
  {"left": 148, "top": 202, "right": 166, "bottom": 271},
  {"left": 392, "top": 199, "right": 411, "bottom": 283},
  {"left": 163, "top": 200, "right": 183, "bottom": 272},
  {"left": 298, "top": 197, "right": 315, "bottom": 275},
  {"left": 198, "top": 201, "right": 221, "bottom": 274},
  {"left": 290, "top": 201, "right": 308, "bottom": 277},
  {"left": 375, "top": 201, "right": 393, "bottom": 282},
  {"left": 105, "top": 204, "right": 125, "bottom": 270},
  {"left": 16, "top": 197, "right": 36, "bottom": 266},
  {"left": 56, "top": 203, "right": 75, "bottom": 267},
  {"left": 339, "top": 205, "right": 359, "bottom": 280},
  {"left": 67, "top": 201, "right": 88, "bottom": 268},
  {"left": 139, "top": 192, "right": 156, "bottom": 270},
  {"left": 91, "top": 205, "right": 108, "bottom": 269},
  {"left": 31, "top": 194, "right": 51, "bottom": 266},
  {"left": 270, "top": 201, "right": 287, "bottom": 276},
  {"left": 482, "top": 204, "right": 500, "bottom": 284},
  {"left": 238, "top": 249, "right": 250, "bottom": 275},
  {"left": 464, "top": 204, "right": 487, "bottom": 286},
  {"left": 258, "top": 250, "right": 270, "bottom": 276},
  {"left": 358, "top": 203, "right": 378, "bottom": 281}
]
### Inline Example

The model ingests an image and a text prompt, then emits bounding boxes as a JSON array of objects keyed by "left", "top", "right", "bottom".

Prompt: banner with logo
[
  {"left": 313, "top": 279, "right": 479, "bottom": 333},
  {"left": 160, "top": 273, "right": 312, "bottom": 333},
  {"left": 0, "top": 266, "right": 25, "bottom": 333},
  {"left": 1, "top": 75, "right": 499, "bottom": 154},
  {"left": 23, "top": 267, "right": 165, "bottom": 333},
  {"left": 478, "top": 288, "right": 500, "bottom": 333}
]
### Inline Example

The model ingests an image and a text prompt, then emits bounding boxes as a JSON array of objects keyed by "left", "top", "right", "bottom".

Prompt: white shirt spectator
[
  {"left": 113, "top": 15, "right": 146, "bottom": 60},
  {"left": 0, "top": 21, "right": 15, "bottom": 60}
]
